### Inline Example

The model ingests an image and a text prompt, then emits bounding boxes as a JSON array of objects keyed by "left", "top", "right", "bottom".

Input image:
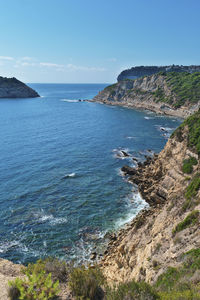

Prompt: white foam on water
[
  {"left": 49, "top": 217, "right": 68, "bottom": 225},
  {"left": 155, "top": 125, "right": 175, "bottom": 132},
  {"left": 114, "top": 192, "right": 148, "bottom": 229},
  {"left": 112, "top": 148, "right": 131, "bottom": 160},
  {"left": 63, "top": 172, "right": 76, "bottom": 178},
  {"left": 61, "top": 99, "right": 79, "bottom": 103},
  {"left": 144, "top": 116, "right": 153, "bottom": 120},
  {"left": 68, "top": 172, "right": 76, "bottom": 177},
  {"left": 34, "top": 210, "right": 68, "bottom": 225},
  {"left": 39, "top": 214, "right": 54, "bottom": 222},
  {"left": 117, "top": 167, "right": 124, "bottom": 177},
  {"left": 0, "top": 240, "right": 21, "bottom": 253}
]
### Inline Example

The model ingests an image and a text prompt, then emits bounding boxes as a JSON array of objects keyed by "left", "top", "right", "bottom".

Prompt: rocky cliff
[
  {"left": 0, "top": 77, "right": 39, "bottom": 98},
  {"left": 117, "top": 65, "right": 200, "bottom": 81},
  {"left": 100, "top": 110, "right": 200, "bottom": 284},
  {"left": 93, "top": 72, "right": 200, "bottom": 118}
]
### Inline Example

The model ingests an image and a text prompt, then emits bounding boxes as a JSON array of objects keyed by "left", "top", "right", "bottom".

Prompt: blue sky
[{"left": 0, "top": 0, "right": 199, "bottom": 83}]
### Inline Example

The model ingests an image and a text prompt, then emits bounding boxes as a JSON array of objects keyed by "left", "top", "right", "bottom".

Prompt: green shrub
[
  {"left": 26, "top": 257, "right": 69, "bottom": 283},
  {"left": 182, "top": 248, "right": 200, "bottom": 271},
  {"left": 155, "top": 248, "right": 200, "bottom": 298},
  {"left": 159, "top": 289, "right": 200, "bottom": 300},
  {"left": 172, "top": 110, "right": 200, "bottom": 155},
  {"left": 8, "top": 282, "right": 21, "bottom": 300},
  {"left": 105, "top": 280, "right": 160, "bottom": 300},
  {"left": 69, "top": 265, "right": 105, "bottom": 300},
  {"left": 182, "top": 157, "right": 198, "bottom": 174},
  {"left": 172, "top": 210, "right": 199, "bottom": 235},
  {"left": 8, "top": 272, "right": 59, "bottom": 300},
  {"left": 185, "top": 174, "right": 200, "bottom": 200},
  {"left": 153, "top": 87, "right": 171, "bottom": 104},
  {"left": 166, "top": 72, "right": 200, "bottom": 108},
  {"left": 104, "top": 83, "right": 118, "bottom": 92},
  {"left": 155, "top": 267, "right": 180, "bottom": 292},
  {"left": 182, "top": 173, "right": 200, "bottom": 211},
  {"left": 8, "top": 259, "right": 60, "bottom": 300}
]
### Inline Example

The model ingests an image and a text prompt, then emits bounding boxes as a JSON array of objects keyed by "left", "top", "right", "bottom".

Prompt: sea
[{"left": 0, "top": 83, "right": 181, "bottom": 264}]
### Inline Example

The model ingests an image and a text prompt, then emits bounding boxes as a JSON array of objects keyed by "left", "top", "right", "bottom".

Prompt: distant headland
[
  {"left": 0, "top": 76, "right": 39, "bottom": 98},
  {"left": 117, "top": 64, "right": 200, "bottom": 81}
]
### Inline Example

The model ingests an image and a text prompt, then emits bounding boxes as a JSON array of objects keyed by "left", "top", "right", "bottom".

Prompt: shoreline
[{"left": 89, "top": 99, "right": 191, "bottom": 119}]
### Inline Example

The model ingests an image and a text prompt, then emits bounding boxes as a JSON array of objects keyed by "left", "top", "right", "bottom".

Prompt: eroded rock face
[
  {"left": 0, "top": 77, "right": 39, "bottom": 98},
  {"left": 93, "top": 74, "right": 200, "bottom": 118},
  {"left": 100, "top": 127, "right": 200, "bottom": 284}
]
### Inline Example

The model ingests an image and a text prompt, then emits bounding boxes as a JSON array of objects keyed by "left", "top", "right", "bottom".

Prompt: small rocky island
[{"left": 0, "top": 76, "right": 39, "bottom": 98}]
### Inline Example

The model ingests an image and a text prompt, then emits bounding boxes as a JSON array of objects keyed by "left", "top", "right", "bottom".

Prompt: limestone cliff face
[
  {"left": 0, "top": 77, "right": 39, "bottom": 98},
  {"left": 93, "top": 73, "right": 200, "bottom": 118},
  {"left": 101, "top": 124, "right": 200, "bottom": 284}
]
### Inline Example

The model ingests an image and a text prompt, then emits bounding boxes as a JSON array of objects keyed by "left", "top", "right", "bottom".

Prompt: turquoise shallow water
[{"left": 0, "top": 84, "right": 181, "bottom": 264}]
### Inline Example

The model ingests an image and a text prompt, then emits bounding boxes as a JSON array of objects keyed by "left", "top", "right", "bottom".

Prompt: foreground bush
[
  {"left": 155, "top": 248, "right": 200, "bottom": 299},
  {"left": 69, "top": 265, "right": 105, "bottom": 300},
  {"left": 8, "top": 272, "right": 59, "bottom": 300},
  {"left": 105, "top": 280, "right": 160, "bottom": 300},
  {"left": 26, "top": 257, "right": 69, "bottom": 283},
  {"left": 8, "top": 258, "right": 61, "bottom": 300}
]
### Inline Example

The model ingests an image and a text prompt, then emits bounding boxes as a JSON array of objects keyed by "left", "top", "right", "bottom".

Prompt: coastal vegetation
[
  {"left": 165, "top": 72, "right": 200, "bottom": 108},
  {"left": 182, "top": 156, "right": 198, "bottom": 174},
  {"left": 8, "top": 259, "right": 60, "bottom": 300},
  {"left": 182, "top": 173, "right": 200, "bottom": 211},
  {"left": 172, "top": 210, "right": 199, "bottom": 235},
  {"left": 172, "top": 109, "right": 200, "bottom": 155},
  {"left": 155, "top": 248, "right": 200, "bottom": 299},
  {"left": 153, "top": 87, "right": 172, "bottom": 104},
  {"left": 8, "top": 248, "right": 200, "bottom": 299}
]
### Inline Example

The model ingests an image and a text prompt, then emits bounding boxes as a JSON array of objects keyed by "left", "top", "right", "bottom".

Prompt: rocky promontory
[
  {"left": 93, "top": 71, "right": 200, "bottom": 118},
  {"left": 0, "top": 76, "right": 39, "bottom": 98}
]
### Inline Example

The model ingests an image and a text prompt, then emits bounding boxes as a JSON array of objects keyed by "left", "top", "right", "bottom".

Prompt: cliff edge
[
  {"left": 93, "top": 72, "right": 200, "bottom": 118},
  {"left": 101, "top": 110, "right": 200, "bottom": 285},
  {"left": 0, "top": 77, "right": 39, "bottom": 98}
]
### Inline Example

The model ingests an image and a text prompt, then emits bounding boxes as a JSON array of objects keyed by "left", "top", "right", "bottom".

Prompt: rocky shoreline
[
  {"left": 99, "top": 121, "right": 200, "bottom": 284},
  {"left": 91, "top": 98, "right": 192, "bottom": 118}
]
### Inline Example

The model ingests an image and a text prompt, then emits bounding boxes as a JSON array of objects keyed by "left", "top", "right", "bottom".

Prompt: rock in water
[
  {"left": 0, "top": 76, "right": 40, "bottom": 98},
  {"left": 121, "top": 165, "right": 138, "bottom": 175}
]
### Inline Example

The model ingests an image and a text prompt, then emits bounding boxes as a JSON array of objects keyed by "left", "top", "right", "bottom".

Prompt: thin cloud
[
  {"left": 40, "top": 62, "right": 64, "bottom": 68},
  {"left": 0, "top": 56, "right": 14, "bottom": 61},
  {"left": 67, "top": 63, "right": 106, "bottom": 72},
  {"left": 21, "top": 62, "right": 36, "bottom": 66},
  {"left": 21, "top": 56, "right": 35, "bottom": 61}
]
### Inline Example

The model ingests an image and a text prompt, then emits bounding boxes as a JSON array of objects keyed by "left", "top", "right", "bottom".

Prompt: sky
[{"left": 0, "top": 0, "right": 199, "bottom": 83}]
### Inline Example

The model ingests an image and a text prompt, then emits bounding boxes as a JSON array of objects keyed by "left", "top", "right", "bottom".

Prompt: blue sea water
[{"left": 0, "top": 84, "right": 181, "bottom": 264}]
